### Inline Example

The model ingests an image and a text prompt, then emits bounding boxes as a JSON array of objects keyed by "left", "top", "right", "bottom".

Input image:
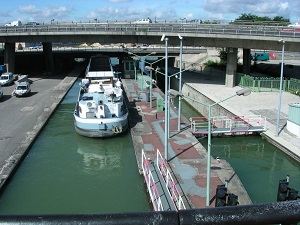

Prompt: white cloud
[
  {"left": 203, "top": 0, "right": 292, "bottom": 20},
  {"left": 18, "top": 5, "right": 73, "bottom": 20}
]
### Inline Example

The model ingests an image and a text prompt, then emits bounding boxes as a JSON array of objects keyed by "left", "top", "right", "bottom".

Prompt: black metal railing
[{"left": 0, "top": 200, "right": 299, "bottom": 225}]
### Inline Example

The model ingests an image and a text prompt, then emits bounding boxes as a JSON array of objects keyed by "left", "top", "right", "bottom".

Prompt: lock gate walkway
[{"left": 190, "top": 115, "right": 267, "bottom": 135}]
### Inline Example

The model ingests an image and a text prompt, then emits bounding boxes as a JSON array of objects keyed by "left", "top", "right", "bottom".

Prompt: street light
[
  {"left": 146, "top": 65, "right": 194, "bottom": 139},
  {"left": 276, "top": 39, "right": 285, "bottom": 136},
  {"left": 144, "top": 57, "right": 166, "bottom": 108},
  {"left": 162, "top": 34, "right": 169, "bottom": 160},
  {"left": 169, "top": 87, "right": 251, "bottom": 206},
  {"left": 178, "top": 34, "right": 183, "bottom": 131},
  {"left": 128, "top": 51, "right": 156, "bottom": 89}
]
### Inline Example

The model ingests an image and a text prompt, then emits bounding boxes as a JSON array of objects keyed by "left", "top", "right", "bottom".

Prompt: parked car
[
  {"left": 26, "top": 22, "right": 39, "bottom": 26},
  {"left": 0, "top": 72, "right": 14, "bottom": 86},
  {"left": 0, "top": 84, "right": 3, "bottom": 99},
  {"left": 5, "top": 21, "right": 22, "bottom": 26},
  {"left": 13, "top": 81, "right": 31, "bottom": 97}
]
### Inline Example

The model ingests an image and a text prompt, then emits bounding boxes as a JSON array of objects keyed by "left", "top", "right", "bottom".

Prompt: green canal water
[
  {"left": 179, "top": 98, "right": 300, "bottom": 204},
  {"left": 0, "top": 80, "right": 150, "bottom": 215}
]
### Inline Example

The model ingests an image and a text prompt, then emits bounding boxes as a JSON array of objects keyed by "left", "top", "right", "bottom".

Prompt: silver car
[{"left": 13, "top": 82, "right": 31, "bottom": 97}]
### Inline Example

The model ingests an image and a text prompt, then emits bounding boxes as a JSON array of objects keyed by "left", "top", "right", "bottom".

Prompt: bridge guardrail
[{"left": 0, "top": 23, "right": 299, "bottom": 39}]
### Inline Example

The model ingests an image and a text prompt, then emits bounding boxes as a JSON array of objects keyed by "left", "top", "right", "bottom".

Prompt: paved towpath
[{"left": 0, "top": 66, "right": 83, "bottom": 189}]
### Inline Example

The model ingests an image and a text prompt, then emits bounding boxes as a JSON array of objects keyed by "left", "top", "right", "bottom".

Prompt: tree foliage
[
  {"left": 235, "top": 13, "right": 290, "bottom": 23},
  {"left": 218, "top": 48, "right": 227, "bottom": 64}
]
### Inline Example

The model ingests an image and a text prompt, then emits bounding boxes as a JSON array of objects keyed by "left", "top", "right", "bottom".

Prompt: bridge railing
[{"left": 0, "top": 23, "right": 299, "bottom": 39}]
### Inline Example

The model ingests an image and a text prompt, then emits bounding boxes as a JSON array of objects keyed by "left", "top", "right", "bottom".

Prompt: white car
[
  {"left": 0, "top": 72, "right": 14, "bottom": 86},
  {"left": 13, "top": 82, "right": 31, "bottom": 97}
]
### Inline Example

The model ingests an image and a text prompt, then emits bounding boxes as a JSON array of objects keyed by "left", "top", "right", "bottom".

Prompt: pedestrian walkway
[{"left": 123, "top": 78, "right": 252, "bottom": 208}]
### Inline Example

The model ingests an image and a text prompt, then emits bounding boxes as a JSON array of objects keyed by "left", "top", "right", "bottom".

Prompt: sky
[{"left": 0, "top": 0, "right": 299, "bottom": 25}]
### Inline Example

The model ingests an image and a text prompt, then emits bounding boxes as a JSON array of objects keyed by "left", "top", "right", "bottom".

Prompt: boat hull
[{"left": 73, "top": 113, "right": 129, "bottom": 138}]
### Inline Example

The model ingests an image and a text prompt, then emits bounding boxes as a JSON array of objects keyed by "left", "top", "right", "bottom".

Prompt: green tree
[
  {"left": 235, "top": 13, "right": 290, "bottom": 23},
  {"left": 236, "top": 13, "right": 257, "bottom": 21},
  {"left": 273, "top": 16, "right": 290, "bottom": 22},
  {"left": 218, "top": 48, "right": 227, "bottom": 64}
]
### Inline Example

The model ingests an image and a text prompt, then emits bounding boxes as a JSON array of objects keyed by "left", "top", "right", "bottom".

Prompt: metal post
[
  {"left": 276, "top": 40, "right": 285, "bottom": 136},
  {"left": 169, "top": 88, "right": 251, "bottom": 207},
  {"left": 141, "top": 57, "right": 144, "bottom": 91},
  {"left": 150, "top": 64, "right": 153, "bottom": 108},
  {"left": 134, "top": 61, "right": 137, "bottom": 81},
  {"left": 178, "top": 35, "right": 183, "bottom": 131},
  {"left": 167, "top": 75, "right": 170, "bottom": 138},
  {"left": 206, "top": 105, "right": 212, "bottom": 206},
  {"left": 164, "top": 37, "right": 169, "bottom": 160}
]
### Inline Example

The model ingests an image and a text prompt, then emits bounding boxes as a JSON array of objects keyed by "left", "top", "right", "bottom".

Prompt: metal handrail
[
  {"left": 0, "top": 23, "right": 299, "bottom": 39},
  {"left": 0, "top": 200, "right": 299, "bottom": 224},
  {"left": 141, "top": 150, "right": 164, "bottom": 211},
  {"left": 156, "top": 150, "right": 186, "bottom": 210}
]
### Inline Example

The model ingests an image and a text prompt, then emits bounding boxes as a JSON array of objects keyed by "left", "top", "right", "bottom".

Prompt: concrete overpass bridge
[{"left": 0, "top": 22, "right": 299, "bottom": 86}]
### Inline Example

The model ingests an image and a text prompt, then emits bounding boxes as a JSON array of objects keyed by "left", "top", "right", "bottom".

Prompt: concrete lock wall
[{"left": 181, "top": 83, "right": 235, "bottom": 118}]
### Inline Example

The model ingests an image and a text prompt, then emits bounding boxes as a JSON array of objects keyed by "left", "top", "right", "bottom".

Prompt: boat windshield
[{"left": 89, "top": 57, "right": 111, "bottom": 72}]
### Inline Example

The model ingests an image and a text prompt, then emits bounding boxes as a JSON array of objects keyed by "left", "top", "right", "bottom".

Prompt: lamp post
[
  {"left": 276, "top": 39, "right": 285, "bottom": 136},
  {"left": 128, "top": 51, "right": 156, "bottom": 90},
  {"left": 178, "top": 34, "right": 183, "bottom": 131},
  {"left": 161, "top": 34, "right": 169, "bottom": 160},
  {"left": 180, "top": 18, "right": 186, "bottom": 23},
  {"left": 131, "top": 56, "right": 139, "bottom": 81},
  {"left": 144, "top": 57, "right": 166, "bottom": 108},
  {"left": 145, "top": 66, "right": 192, "bottom": 139},
  {"left": 169, "top": 87, "right": 251, "bottom": 206}
]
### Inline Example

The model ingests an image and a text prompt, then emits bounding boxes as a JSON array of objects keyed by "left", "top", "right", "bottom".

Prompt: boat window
[
  {"left": 89, "top": 57, "right": 111, "bottom": 72},
  {"left": 82, "top": 96, "right": 93, "bottom": 101}
]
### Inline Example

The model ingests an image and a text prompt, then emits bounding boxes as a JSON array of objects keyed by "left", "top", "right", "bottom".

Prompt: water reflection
[
  {"left": 77, "top": 137, "right": 121, "bottom": 174},
  {"left": 211, "top": 136, "right": 266, "bottom": 159}
]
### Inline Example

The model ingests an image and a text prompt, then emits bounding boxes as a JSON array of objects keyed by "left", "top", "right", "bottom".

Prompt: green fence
[{"left": 237, "top": 74, "right": 300, "bottom": 95}]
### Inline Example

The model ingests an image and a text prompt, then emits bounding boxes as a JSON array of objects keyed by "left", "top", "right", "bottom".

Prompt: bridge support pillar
[
  {"left": 225, "top": 47, "right": 238, "bottom": 87},
  {"left": 42, "top": 42, "right": 55, "bottom": 74},
  {"left": 242, "top": 48, "right": 251, "bottom": 75},
  {"left": 4, "top": 43, "right": 15, "bottom": 73}
]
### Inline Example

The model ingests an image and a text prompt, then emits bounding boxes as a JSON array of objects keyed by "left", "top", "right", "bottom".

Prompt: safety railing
[
  {"left": 1, "top": 200, "right": 299, "bottom": 225},
  {"left": 156, "top": 150, "right": 186, "bottom": 210},
  {"left": 141, "top": 150, "right": 164, "bottom": 211},
  {"left": 190, "top": 115, "right": 267, "bottom": 134},
  {"left": 0, "top": 23, "right": 299, "bottom": 39},
  {"left": 238, "top": 74, "right": 300, "bottom": 94},
  {"left": 190, "top": 116, "right": 209, "bottom": 133}
]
